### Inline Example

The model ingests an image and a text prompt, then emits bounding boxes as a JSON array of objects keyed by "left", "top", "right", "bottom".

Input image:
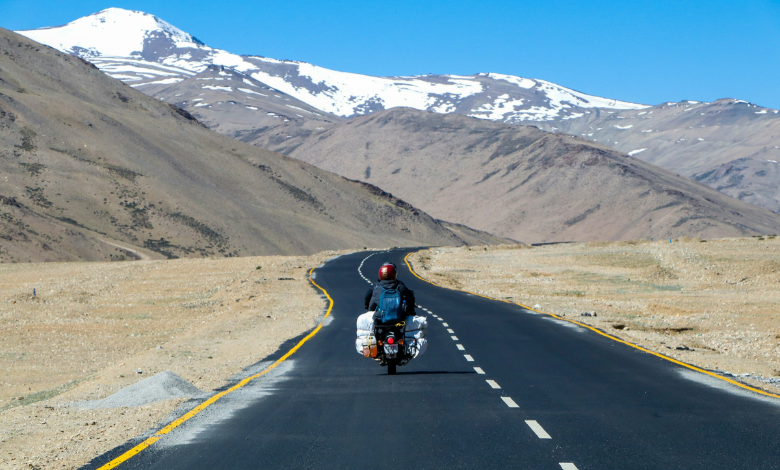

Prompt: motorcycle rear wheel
[{"left": 388, "top": 361, "right": 397, "bottom": 375}]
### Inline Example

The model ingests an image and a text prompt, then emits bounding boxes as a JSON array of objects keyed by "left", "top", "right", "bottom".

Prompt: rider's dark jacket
[{"left": 364, "top": 279, "right": 416, "bottom": 321}]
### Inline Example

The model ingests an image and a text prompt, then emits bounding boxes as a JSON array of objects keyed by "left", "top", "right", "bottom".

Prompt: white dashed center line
[
  {"left": 387, "top": 254, "right": 579, "bottom": 466},
  {"left": 357, "top": 253, "right": 377, "bottom": 285},
  {"left": 501, "top": 396, "right": 519, "bottom": 408},
  {"left": 359, "top": 255, "right": 580, "bottom": 470},
  {"left": 525, "top": 420, "right": 551, "bottom": 439},
  {"left": 486, "top": 380, "right": 501, "bottom": 389}
]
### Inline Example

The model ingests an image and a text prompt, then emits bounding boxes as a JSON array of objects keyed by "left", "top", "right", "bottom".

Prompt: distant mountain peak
[{"left": 19, "top": 8, "right": 201, "bottom": 59}]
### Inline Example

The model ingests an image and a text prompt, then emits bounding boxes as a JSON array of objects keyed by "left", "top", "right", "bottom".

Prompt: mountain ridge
[
  {"left": 287, "top": 107, "right": 780, "bottom": 242},
  {"left": 0, "top": 27, "right": 504, "bottom": 262},
  {"left": 17, "top": 8, "right": 650, "bottom": 123},
  {"left": 531, "top": 98, "right": 780, "bottom": 212},
  {"left": 17, "top": 7, "right": 780, "bottom": 215}
]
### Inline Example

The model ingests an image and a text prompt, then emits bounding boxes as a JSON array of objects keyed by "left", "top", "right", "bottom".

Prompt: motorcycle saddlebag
[{"left": 357, "top": 335, "right": 378, "bottom": 358}]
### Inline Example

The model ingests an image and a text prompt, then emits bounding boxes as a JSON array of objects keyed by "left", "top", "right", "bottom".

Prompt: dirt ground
[
  {"left": 0, "top": 251, "right": 344, "bottom": 469},
  {"left": 410, "top": 237, "right": 780, "bottom": 396}
]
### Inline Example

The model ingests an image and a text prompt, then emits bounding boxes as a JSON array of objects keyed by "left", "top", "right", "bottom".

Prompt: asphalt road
[{"left": 87, "top": 248, "right": 780, "bottom": 470}]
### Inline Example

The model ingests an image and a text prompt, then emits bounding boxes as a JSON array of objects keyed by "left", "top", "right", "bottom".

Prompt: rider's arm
[
  {"left": 406, "top": 289, "right": 416, "bottom": 315},
  {"left": 367, "top": 286, "right": 380, "bottom": 311},
  {"left": 364, "top": 286, "right": 374, "bottom": 310}
]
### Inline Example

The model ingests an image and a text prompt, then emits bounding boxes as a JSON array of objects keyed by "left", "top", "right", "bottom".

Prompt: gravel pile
[{"left": 76, "top": 372, "right": 204, "bottom": 409}]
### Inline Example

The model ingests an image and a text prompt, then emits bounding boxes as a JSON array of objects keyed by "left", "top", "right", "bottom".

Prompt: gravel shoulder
[
  {"left": 0, "top": 250, "right": 347, "bottom": 469},
  {"left": 410, "top": 237, "right": 780, "bottom": 396}
]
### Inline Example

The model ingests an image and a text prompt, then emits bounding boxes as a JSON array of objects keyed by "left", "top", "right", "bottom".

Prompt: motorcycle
[
  {"left": 357, "top": 313, "right": 427, "bottom": 375},
  {"left": 374, "top": 321, "right": 410, "bottom": 375}
]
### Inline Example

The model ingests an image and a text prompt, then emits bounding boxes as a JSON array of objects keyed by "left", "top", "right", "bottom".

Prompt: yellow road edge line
[
  {"left": 403, "top": 251, "right": 780, "bottom": 400},
  {"left": 96, "top": 267, "right": 335, "bottom": 469}
]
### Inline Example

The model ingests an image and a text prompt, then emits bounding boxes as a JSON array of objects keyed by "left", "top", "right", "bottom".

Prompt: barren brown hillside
[
  {"left": 289, "top": 108, "right": 780, "bottom": 243},
  {"left": 533, "top": 99, "right": 780, "bottom": 213},
  {"left": 146, "top": 65, "right": 345, "bottom": 156},
  {"left": 0, "top": 29, "right": 495, "bottom": 263}
]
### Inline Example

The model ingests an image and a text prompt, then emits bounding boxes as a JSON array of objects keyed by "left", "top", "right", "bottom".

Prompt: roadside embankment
[
  {"left": 410, "top": 238, "right": 780, "bottom": 395},
  {"left": 0, "top": 251, "right": 344, "bottom": 469}
]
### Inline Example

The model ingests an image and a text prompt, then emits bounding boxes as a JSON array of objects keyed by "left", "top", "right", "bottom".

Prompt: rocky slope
[
  {"left": 691, "top": 155, "right": 780, "bottom": 213},
  {"left": 0, "top": 28, "right": 499, "bottom": 263},
  {"left": 146, "top": 65, "right": 344, "bottom": 155},
  {"left": 288, "top": 108, "right": 780, "bottom": 243},
  {"left": 533, "top": 99, "right": 780, "bottom": 212}
]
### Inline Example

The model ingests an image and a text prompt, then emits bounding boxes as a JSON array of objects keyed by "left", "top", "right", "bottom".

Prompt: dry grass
[
  {"left": 0, "top": 251, "right": 343, "bottom": 469},
  {"left": 411, "top": 237, "right": 780, "bottom": 395}
]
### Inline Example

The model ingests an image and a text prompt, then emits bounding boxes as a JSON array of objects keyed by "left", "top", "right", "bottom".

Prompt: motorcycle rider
[{"left": 364, "top": 262, "right": 416, "bottom": 321}]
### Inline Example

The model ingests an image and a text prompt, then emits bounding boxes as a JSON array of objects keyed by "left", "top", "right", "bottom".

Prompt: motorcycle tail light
[{"left": 387, "top": 337, "right": 394, "bottom": 344}]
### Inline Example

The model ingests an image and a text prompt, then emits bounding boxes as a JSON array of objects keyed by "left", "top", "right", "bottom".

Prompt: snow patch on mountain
[
  {"left": 237, "top": 88, "right": 268, "bottom": 97},
  {"left": 485, "top": 73, "right": 535, "bottom": 89},
  {"left": 246, "top": 58, "right": 485, "bottom": 116},
  {"left": 537, "top": 80, "right": 643, "bottom": 111},
  {"left": 470, "top": 94, "right": 526, "bottom": 121},
  {"left": 562, "top": 112, "right": 585, "bottom": 121},
  {"left": 202, "top": 85, "right": 232, "bottom": 92},
  {"left": 92, "top": 57, "right": 196, "bottom": 75},
  {"left": 134, "top": 78, "right": 183, "bottom": 86}
]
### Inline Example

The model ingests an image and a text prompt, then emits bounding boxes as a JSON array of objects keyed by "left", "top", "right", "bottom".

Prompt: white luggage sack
[
  {"left": 404, "top": 315, "right": 428, "bottom": 358},
  {"left": 405, "top": 315, "right": 427, "bottom": 333},
  {"left": 406, "top": 337, "right": 428, "bottom": 357},
  {"left": 356, "top": 311, "right": 374, "bottom": 332},
  {"left": 356, "top": 312, "right": 375, "bottom": 356}
]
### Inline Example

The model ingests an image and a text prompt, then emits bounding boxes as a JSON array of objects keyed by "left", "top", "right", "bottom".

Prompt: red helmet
[{"left": 378, "top": 263, "right": 397, "bottom": 281}]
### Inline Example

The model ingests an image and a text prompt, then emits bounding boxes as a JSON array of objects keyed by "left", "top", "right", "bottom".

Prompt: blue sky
[{"left": 2, "top": 0, "right": 779, "bottom": 108}]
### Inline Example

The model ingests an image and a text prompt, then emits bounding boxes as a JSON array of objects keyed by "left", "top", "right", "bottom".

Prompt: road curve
[{"left": 84, "top": 248, "right": 780, "bottom": 470}]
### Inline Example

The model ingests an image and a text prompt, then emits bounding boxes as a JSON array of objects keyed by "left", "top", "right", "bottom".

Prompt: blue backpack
[{"left": 377, "top": 287, "right": 404, "bottom": 324}]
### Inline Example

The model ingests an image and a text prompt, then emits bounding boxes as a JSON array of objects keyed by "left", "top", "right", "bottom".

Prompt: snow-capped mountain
[
  {"left": 18, "top": 8, "right": 648, "bottom": 123},
  {"left": 15, "top": 9, "right": 780, "bottom": 219}
]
